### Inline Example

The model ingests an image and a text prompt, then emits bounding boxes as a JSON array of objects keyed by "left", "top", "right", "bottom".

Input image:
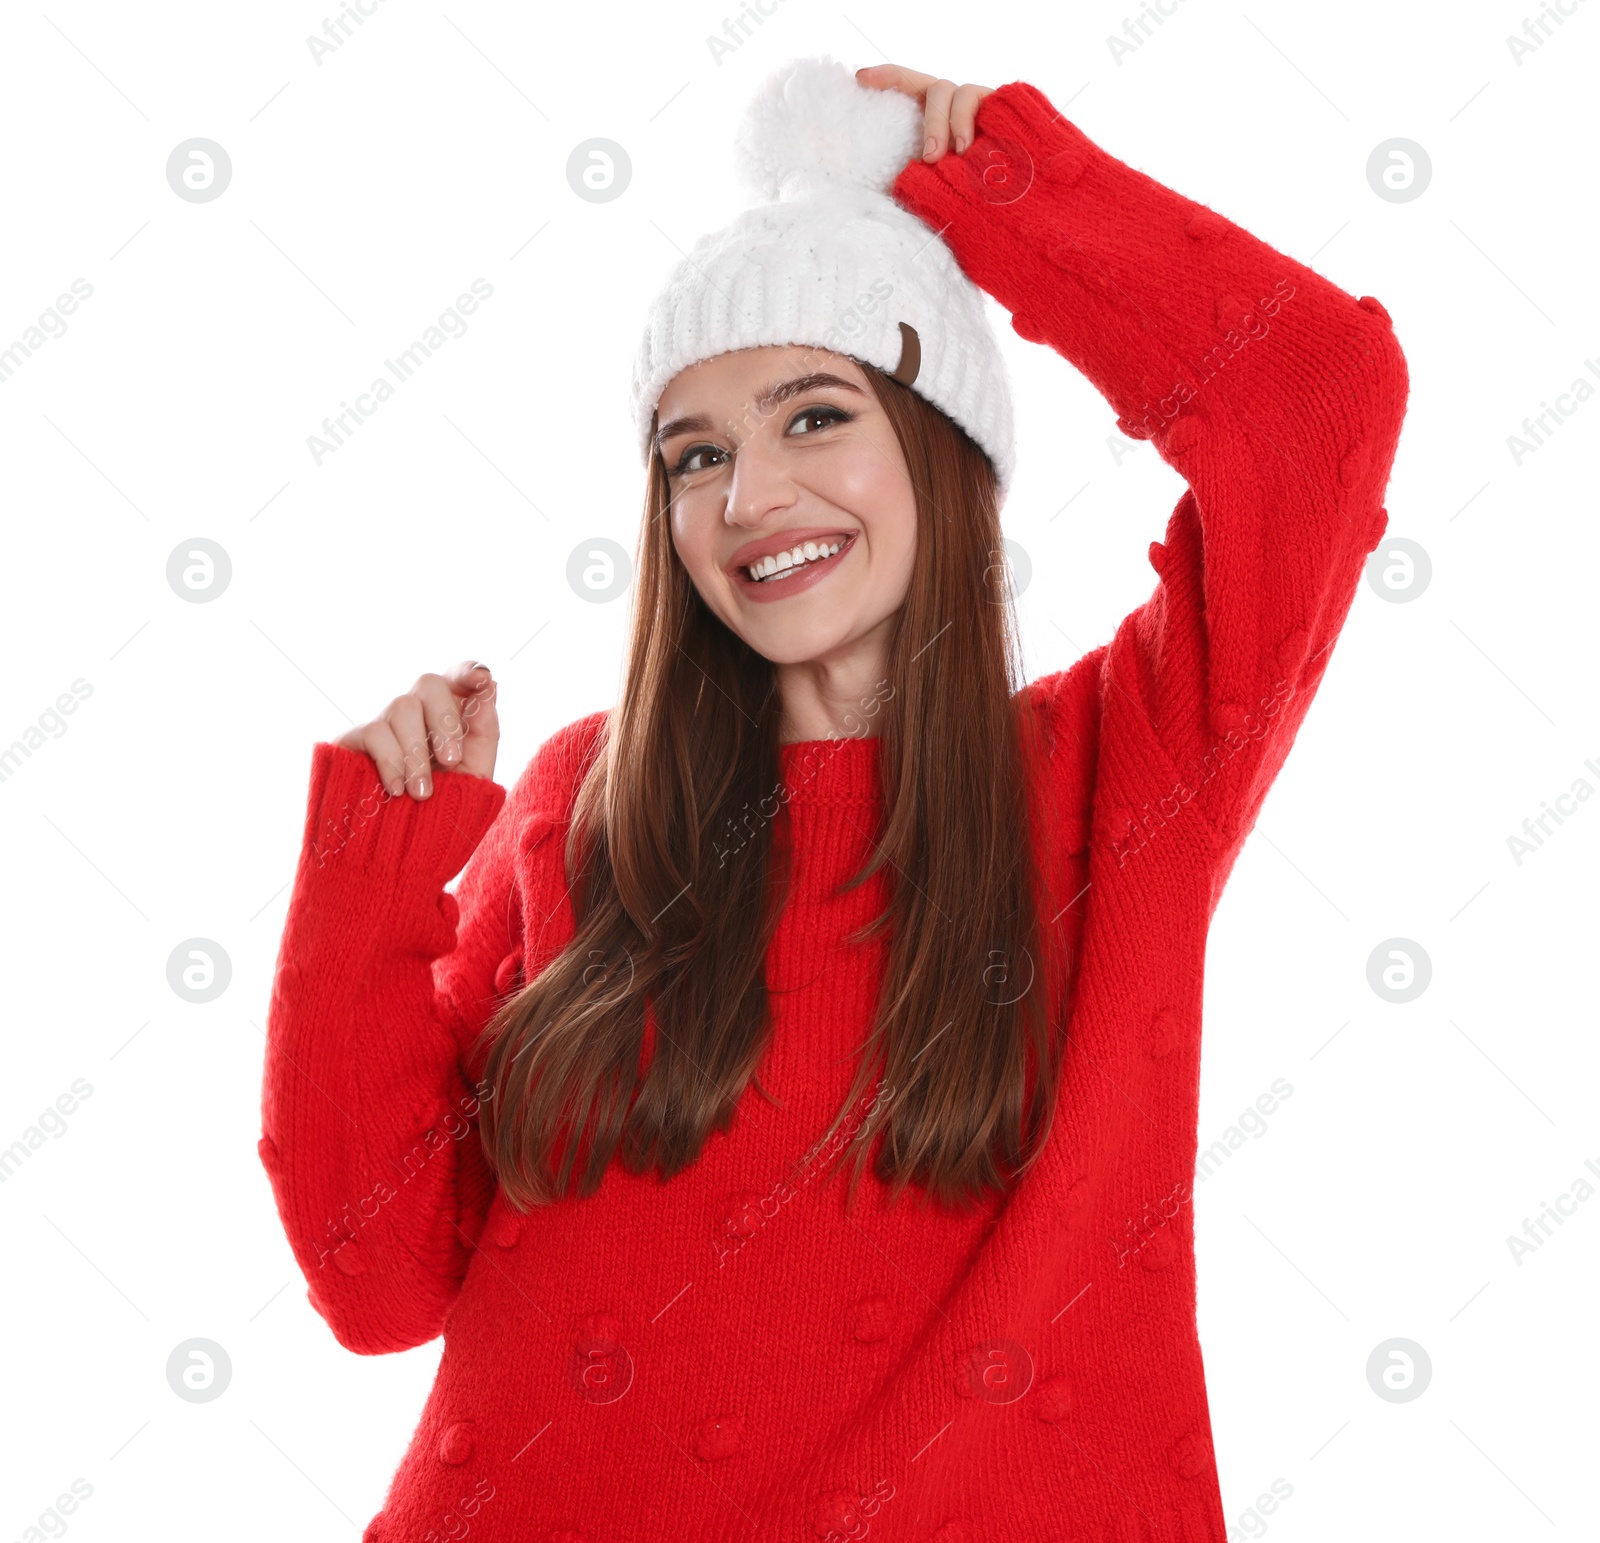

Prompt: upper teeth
[{"left": 746, "top": 539, "right": 845, "bottom": 582}]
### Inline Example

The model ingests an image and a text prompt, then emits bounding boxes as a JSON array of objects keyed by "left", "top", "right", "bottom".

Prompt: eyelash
[{"left": 669, "top": 405, "right": 853, "bottom": 478}]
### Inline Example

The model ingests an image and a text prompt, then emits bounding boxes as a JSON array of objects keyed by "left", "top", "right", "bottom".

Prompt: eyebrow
[{"left": 652, "top": 371, "right": 866, "bottom": 455}]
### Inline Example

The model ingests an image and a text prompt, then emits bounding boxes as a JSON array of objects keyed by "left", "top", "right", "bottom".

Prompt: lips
[
  {"left": 726, "top": 527, "right": 859, "bottom": 576},
  {"left": 727, "top": 530, "right": 858, "bottom": 603}
]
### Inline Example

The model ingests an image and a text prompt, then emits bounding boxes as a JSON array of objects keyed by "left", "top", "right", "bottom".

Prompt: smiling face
[{"left": 653, "top": 345, "right": 918, "bottom": 668}]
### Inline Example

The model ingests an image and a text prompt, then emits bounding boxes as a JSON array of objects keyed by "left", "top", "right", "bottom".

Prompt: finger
[
  {"left": 356, "top": 719, "right": 412, "bottom": 798},
  {"left": 386, "top": 691, "right": 435, "bottom": 798},
  {"left": 449, "top": 661, "right": 493, "bottom": 737},
  {"left": 922, "top": 79, "right": 957, "bottom": 160},
  {"left": 411, "top": 672, "right": 470, "bottom": 774},
  {"left": 949, "top": 83, "right": 990, "bottom": 154},
  {"left": 449, "top": 663, "right": 500, "bottom": 781},
  {"left": 855, "top": 63, "right": 937, "bottom": 100}
]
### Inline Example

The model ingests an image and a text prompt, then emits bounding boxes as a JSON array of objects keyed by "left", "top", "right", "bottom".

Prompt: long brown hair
[{"left": 473, "top": 358, "right": 1070, "bottom": 1215}]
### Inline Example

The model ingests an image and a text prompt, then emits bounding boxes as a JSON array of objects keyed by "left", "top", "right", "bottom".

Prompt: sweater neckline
[{"left": 777, "top": 733, "right": 882, "bottom": 805}]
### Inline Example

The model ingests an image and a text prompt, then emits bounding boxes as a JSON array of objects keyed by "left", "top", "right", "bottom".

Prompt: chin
[
  {"left": 743, "top": 630, "right": 851, "bottom": 668},
  {"left": 736, "top": 611, "right": 862, "bottom": 668}
]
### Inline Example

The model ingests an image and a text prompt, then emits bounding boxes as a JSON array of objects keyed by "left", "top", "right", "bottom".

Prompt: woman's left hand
[{"left": 855, "top": 65, "right": 994, "bottom": 162}]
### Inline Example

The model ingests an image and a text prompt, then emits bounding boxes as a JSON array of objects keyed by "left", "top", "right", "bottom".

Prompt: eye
[
  {"left": 670, "top": 442, "right": 729, "bottom": 478},
  {"left": 667, "top": 405, "right": 852, "bottom": 478},
  {"left": 788, "top": 405, "right": 852, "bottom": 436}
]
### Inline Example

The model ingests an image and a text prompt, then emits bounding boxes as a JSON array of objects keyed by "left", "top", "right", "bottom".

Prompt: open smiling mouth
[{"left": 739, "top": 533, "right": 856, "bottom": 586}]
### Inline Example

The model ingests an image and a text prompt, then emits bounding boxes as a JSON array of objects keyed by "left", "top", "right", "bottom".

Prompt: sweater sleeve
[
  {"left": 891, "top": 81, "right": 1410, "bottom": 878},
  {"left": 257, "top": 740, "right": 516, "bottom": 1355}
]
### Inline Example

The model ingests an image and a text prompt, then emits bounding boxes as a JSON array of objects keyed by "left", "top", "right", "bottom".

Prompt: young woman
[{"left": 260, "top": 56, "right": 1408, "bottom": 1543}]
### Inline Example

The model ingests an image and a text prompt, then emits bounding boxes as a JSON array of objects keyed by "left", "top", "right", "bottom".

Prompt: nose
[{"left": 724, "top": 427, "right": 799, "bottom": 528}]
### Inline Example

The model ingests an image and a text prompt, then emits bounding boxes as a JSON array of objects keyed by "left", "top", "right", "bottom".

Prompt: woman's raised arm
[{"left": 889, "top": 79, "right": 1410, "bottom": 880}]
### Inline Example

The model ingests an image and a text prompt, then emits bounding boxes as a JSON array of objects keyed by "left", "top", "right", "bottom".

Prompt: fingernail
[
  {"left": 924, "top": 135, "right": 937, "bottom": 158},
  {"left": 954, "top": 135, "right": 966, "bottom": 153}
]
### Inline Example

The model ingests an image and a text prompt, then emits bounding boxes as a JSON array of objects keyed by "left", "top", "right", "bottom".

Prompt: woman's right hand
[{"left": 336, "top": 662, "right": 499, "bottom": 799}]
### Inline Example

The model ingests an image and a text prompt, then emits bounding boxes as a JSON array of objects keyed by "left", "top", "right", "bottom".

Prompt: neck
[{"left": 775, "top": 623, "right": 894, "bottom": 744}]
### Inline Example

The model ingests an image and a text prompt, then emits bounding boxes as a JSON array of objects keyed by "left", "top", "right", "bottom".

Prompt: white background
[{"left": 1, "top": 2, "right": 1594, "bottom": 1539}]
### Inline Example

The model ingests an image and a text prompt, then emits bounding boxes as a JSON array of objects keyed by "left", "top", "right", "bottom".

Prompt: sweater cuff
[
  {"left": 890, "top": 80, "right": 1089, "bottom": 223},
  {"left": 301, "top": 741, "right": 507, "bottom": 895}
]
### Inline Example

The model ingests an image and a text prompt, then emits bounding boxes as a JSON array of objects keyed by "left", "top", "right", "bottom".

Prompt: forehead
[{"left": 656, "top": 343, "right": 866, "bottom": 414}]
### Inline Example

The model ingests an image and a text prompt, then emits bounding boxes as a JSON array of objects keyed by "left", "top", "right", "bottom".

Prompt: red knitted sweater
[{"left": 259, "top": 79, "right": 1408, "bottom": 1543}]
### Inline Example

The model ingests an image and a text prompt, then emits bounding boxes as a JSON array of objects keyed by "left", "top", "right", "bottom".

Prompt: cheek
[
  {"left": 671, "top": 502, "right": 716, "bottom": 583},
  {"left": 836, "top": 444, "right": 897, "bottom": 505},
  {"left": 850, "top": 465, "right": 917, "bottom": 574},
  {"left": 822, "top": 443, "right": 915, "bottom": 538}
]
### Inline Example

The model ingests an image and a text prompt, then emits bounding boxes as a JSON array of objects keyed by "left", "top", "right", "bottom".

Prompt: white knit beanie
[{"left": 628, "top": 55, "right": 1017, "bottom": 504}]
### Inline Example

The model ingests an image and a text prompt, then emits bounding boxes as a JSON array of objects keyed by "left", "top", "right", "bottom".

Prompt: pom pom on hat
[
  {"left": 732, "top": 56, "right": 924, "bottom": 201},
  {"left": 629, "top": 54, "right": 1017, "bottom": 502}
]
